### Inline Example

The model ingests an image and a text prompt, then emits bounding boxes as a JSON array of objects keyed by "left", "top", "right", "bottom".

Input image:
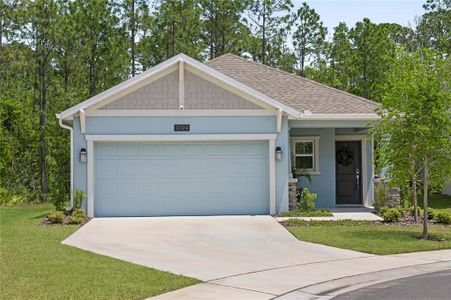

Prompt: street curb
[{"left": 274, "top": 261, "right": 451, "bottom": 299}]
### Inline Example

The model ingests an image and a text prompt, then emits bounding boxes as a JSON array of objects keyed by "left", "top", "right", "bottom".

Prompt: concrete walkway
[
  {"left": 276, "top": 211, "right": 383, "bottom": 222},
  {"left": 151, "top": 250, "right": 451, "bottom": 299}
]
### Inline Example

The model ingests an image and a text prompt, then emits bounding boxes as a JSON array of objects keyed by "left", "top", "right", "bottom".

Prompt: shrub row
[{"left": 46, "top": 208, "right": 87, "bottom": 225}]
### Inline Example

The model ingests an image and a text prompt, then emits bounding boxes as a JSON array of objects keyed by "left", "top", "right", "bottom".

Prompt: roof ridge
[
  {"left": 209, "top": 53, "right": 380, "bottom": 108},
  {"left": 206, "top": 53, "right": 237, "bottom": 64}
]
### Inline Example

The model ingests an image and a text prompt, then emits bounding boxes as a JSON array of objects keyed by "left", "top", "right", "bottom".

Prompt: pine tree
[
  {"left": 291, "top": 2, "right": 326, "bottom": 76},
  {"left": 247, "top": 0, "right": 293, "bottom": 65}
]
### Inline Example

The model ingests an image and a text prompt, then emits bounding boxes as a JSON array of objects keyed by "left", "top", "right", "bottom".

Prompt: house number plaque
[{"left": 174, "top": 124, "right": 190, "bottom": 132}]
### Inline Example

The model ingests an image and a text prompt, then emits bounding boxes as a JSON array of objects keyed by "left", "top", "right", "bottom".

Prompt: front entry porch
[{"left": 288, "top": 120, "right": 375, "bottom": 209}]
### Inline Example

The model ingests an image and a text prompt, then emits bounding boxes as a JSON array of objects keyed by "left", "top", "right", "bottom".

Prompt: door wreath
[{"left": 336, "top": 144, "right": 354, "bottom": 166}]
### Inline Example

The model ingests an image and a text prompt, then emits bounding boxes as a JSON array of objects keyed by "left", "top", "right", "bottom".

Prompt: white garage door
[{"left": 94, "top": 141, "right": 269, "bottom": 217}]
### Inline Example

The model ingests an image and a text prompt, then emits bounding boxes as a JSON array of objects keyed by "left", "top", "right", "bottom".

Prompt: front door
[{"left": 336, "top": 141, "right": 362, "bottom": 205}]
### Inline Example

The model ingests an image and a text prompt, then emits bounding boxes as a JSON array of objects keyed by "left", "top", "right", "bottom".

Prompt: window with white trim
[{"left": 292, "top": 137, "right": 320, "bottom": 174}]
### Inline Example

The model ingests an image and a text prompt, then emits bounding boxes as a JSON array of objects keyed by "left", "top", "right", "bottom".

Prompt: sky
[{"left": 298, "top": 0, "right": 426, "bottom": 36}]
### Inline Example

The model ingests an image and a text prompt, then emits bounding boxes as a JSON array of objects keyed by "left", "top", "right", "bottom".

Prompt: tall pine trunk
[
  {"left": 422, "top": 156, "right": 429, "bottom": 240},
  {"left": 261, "top": 3, "right": 266, "bottom": 64},
  {"left": 412, "top": 160, "right": 418, "bottom": 223},
  {"left": 130, "top": 0, "right": 136, "bottom": 77}
]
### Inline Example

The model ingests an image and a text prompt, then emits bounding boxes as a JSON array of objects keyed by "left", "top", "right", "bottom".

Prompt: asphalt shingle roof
[{"left": 206, "top": 53, "right": 379, "bottom": 114}]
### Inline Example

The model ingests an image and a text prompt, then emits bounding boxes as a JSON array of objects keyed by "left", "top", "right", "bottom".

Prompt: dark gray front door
[{"left": 336, "top": 141, "right": 362, "bottom": 205}]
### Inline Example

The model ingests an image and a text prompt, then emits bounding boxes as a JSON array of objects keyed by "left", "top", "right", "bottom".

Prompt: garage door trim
[{"left": 86, "top": 134, "right": 277, "bottom": 218}]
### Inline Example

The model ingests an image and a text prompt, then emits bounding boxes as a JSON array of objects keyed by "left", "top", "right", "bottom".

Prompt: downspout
[{"left": 57, "top": 114, "right": 74, "bottom": 210}]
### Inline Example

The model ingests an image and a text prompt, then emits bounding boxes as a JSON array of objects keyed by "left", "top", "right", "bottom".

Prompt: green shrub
[
  {"left": 47, "top": 211, "right": 65, "bottom": 224},
  {"left": 73, "top": 190, "right": 86, "bottom": 209},
  {"left": 67, "top": 208, "right": 86, "bottom": 225},
  {"left": 298, "top": 188, "right": 317, "bottom": 211},
  {"left": 282, "top": 218, "right": 306, "bottom": 227},
  {"left": 382, "top": 208, "right": 402, "bottom": 222},
  {"left": 67, "top": 215, "right": 84, "bottom": 225},
  {"left": 0, "top": 188, "right": 27, "bottom": 206},
  {"left": 435, "top": 211, "right": 451, "bottom": 224},
  {"left": 374, "top": 185, "right": 387, "bottom": 211},
  {"left": 71, "top": 208, "right": 86, "bottom": 218},
  {"left": 427, "top": 208, "right": 437, "bottom": 220},
  {"left": 379, "top": 206, "right": 389, "bottom": 216}
]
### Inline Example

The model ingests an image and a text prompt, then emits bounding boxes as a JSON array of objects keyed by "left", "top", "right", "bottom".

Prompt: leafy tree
[
  {"left": 152, "top": 0, "right": 205, "bottom": 60},
  {"left": 329, "top": 22, "right": 354, "bottom": 91},
  {"left": 373, "top": 49, "right": 450, "bottom": 238},
  {"left": 247, "top": 0, "right": 292, "bottom": 65},
  {"left": 70, "top": 0, "right": 129, "bottom": 97},
  {"left": 201, "top": 0, "right": 251, "bottom": 59},
  {"left": 416, "top": 0, "right": 450, "bottom": 55},
  {"left": 349, "top": 18, "right": 395, "bottom": 100},
  {"left": 291, "top": 2, "right": 327, "bottom": 76}
]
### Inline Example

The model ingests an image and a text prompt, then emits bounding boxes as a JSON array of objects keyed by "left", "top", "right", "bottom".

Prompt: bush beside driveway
[{"left": 0, "top": 205, "right": 198, "bottom": 300}]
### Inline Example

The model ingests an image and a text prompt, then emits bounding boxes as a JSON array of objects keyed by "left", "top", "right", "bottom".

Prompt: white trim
[
  {"left": 300, "top": 114, "right": 379, "bottom": 120},
  {"left": 60, "top": 62, "right": 179, "bottom": 119},
  {"left": 85, "top": 134, "right": 277, "bottom": 142},
  {"left": 335, "top": 135, "right": 369, "bottom": 206},
  {"left": 58, "top": 53, "right": 300, "bottom": 120},
  {"left": 291, "top": 136, "right": 321, "bottom": 175},
  {"left": 85, "top": 109, "right": 276, "bottom": 117},
  {"left": 85, "top": 133, "right": 277, "bottom": 218},
  {"left": 335, "top": 135, "right": 367, "bottom": 141},
  {"left": 79, "top": 109, "right": 86, "bottom": 133},
  {"left": 269, "top": 138, "right": 276, "bottom": 215},
  {"left": 276, "top": 109, "right": 283, "bottom": 133},
  {"left": 87, "top": 140, "right": 94, "bottom": 218},
  {"left": 178, "top": 61, "right": 184, "bottom": 109}
]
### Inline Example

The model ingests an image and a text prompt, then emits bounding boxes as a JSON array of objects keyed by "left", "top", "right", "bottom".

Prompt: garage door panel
[{"left": 94, "top": 141, "right": 269, "bottom": 217}]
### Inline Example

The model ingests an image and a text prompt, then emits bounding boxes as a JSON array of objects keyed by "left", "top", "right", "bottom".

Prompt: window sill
[{"left": 295, "top": 170, "right": 321, "bottom": 176}]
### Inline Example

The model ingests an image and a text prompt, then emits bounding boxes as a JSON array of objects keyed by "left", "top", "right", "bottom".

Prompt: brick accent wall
[{"left": 99, "top": 70, "right": 262, "bottom": 110}]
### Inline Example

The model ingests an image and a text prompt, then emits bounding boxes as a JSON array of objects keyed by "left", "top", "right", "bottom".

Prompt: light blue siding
[
  {"left": 289, "top": 127, "right": 374, "bottom": 208},
  {"left": 86, "top": 116, "right": 276, "bottom": 135},
  {"left": 291, "top": 128, "right": 336, "bottom": 208},
  {"left": 94, "top": 141, "right": 269, "bottom": 216},
  {"left": 72, "top": 115, "right": 291, "bottom": 214}
]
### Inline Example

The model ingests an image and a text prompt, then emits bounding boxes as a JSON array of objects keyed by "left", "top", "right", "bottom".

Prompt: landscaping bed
[
  {"left": 278, "top": 209, "right": 333, "bottom": 217},
  {"left": 0, "top": 205, "right": 199, "bottom": 299}
]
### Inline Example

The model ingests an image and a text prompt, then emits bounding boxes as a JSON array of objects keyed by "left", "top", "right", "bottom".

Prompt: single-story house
[{"left": 57, "top": 53, "right": 379, "bottom": 218}]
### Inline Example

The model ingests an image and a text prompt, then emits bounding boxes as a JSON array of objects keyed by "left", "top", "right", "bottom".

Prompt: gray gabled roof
[{"left": 206, "top": 53, "right": 379, "bottom": 115}]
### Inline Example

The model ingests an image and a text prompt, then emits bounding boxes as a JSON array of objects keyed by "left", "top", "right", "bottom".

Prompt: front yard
[
  {"left": 285, "top": 193, "right": 451, "bottom": 255},
  {"left": 0, "top": 205, "right": 198, "bottom": 300},
  {"left": 287, "top": 221, "right": 451, "bottom": 255}
]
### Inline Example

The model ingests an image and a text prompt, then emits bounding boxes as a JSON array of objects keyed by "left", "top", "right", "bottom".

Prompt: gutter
[
  {"left": 298, "top": 112, "right": 380, "bottom": 121},
  {"left": 56, "top": 113, "right": 74, "bottom": 211}
]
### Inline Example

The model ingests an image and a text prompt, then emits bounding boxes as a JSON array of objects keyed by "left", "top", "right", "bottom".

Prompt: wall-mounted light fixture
[
  {"left": 79, "top": 148, "right": 87, "bottom": 162},
  {"left": 275, "top": 146, "right": 283, "bottom": 161}
]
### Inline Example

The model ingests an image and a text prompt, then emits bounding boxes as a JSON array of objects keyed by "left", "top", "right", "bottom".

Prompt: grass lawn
[
  {"left": 287, "top": 223, "right": 451, "bottom": 255},
  {"left": 422, "top": 193, "right": 451, "bottom": 213},
  {"left": 0, "top": 205, "right": 199, "bottom": 300}
]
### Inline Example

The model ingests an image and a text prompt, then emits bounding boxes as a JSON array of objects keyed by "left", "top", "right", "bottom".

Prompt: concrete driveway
[{"left": 63, "top": 216, "right": 367, "bottom": 281}]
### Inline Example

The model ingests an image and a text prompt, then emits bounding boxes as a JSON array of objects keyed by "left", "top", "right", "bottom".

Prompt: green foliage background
[{"left": 1, "top": 0, "right": 449, "bottom": 206}]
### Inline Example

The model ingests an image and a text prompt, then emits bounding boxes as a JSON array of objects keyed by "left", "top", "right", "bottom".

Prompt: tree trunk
[
  {"left": 412, "top": 161, "right": 418, "bottom": 223},
  {"left": 422, "top": 156, "right": 429, "bottom": 240},
  {"left": 261, "top": 3, "right": 266, "bottom": 64},
  {"left": 37, "top": 44, "right": 48, "bottom": 202},
  {"left": 130, "top": 0, "right": 136, "bottom": 77}
]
